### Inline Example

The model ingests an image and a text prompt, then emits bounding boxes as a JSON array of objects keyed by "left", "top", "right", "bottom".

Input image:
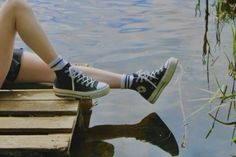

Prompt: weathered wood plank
[
  {"left": 0, "top": 116, "right": 75, "bottom": 134},
  {"left": 0, "top": 101, "right": 78, "bottom": 116},
  {"left": 2, "top": 82, "right": 53, "bottom": 90},
  {"left": 0, "top": 89, "right": 76, "bottom": 101},
  {"left": 0, "top": 86, "right": 84, "bottom": 156},
  {"left": 0, "top": 101, "right": 78, "bottom": 110},
  {"left": 0, "top": 134, "right": 70, "bottom": 150}
]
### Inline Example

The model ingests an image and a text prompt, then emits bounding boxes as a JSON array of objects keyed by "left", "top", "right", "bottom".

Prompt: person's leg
[
  {"left": 2, "top": 0, "right": 178, "bottom": 103},
  {"left": 0, "top": 0, "right": 109, "bottom": 99},
  {"left": 12, "top": 0, "right": 57, "bottom": 63},
  {"left": 0, "top": 0, "right": 18, "bottom": 87},
  {"left": 15, "top": 52, "right": 55, "bottom": 83},
  {"left": 14, "top": 52, "right": 178, "bottom": 104},
  {"left": 0, "top": 0, "right": 56, "bottom": 87},
  {"left": 73, "top": 66, "right": 122, "bottom": 88},
  {"left": 16, "top": 52, "right": 122, "bottom": 88}
]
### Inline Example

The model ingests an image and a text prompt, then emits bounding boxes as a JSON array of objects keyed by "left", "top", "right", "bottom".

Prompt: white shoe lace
[
  {"left": 136, "top": 70, "right": 157, "bottom": 88},
  {"left": 136, "top": 66, "right": 166, "bottom": 88},
  {"left": 150, "top": 65, "right": 166, "bottom": 78},
  {"left": 69, "top": 67, "right": 96, "bottom": 91}
]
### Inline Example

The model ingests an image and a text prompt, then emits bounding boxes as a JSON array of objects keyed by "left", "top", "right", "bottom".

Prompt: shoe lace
[
  {"left": 69, "top": 67, "right": 96, "bottom": 90},
  {"left": 150, "top": 65, "right": 166, "bottom": 78},
  {"left": 136, "top": 66, "right": 166, "bottom": 88},
  {"left": 136, "top": 70, "right": 157, "bottom": 88}
]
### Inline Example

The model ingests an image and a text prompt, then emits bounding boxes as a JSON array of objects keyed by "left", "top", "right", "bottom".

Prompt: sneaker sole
[
  {"left": 53, "top": 85, "right": 110, "bottom": 99},
  {"left": 148, "top": 57, "right": 178, "bottom": 104}
]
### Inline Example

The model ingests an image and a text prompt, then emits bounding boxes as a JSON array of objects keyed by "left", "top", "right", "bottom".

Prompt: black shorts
[{"left": 5, "top": 48, "right": 23, "bottom": 82}]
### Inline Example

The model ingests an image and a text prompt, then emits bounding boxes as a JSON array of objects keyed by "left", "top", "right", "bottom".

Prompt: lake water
[{"left": 15, "top": 0, "right": 236, "bottom": 156}]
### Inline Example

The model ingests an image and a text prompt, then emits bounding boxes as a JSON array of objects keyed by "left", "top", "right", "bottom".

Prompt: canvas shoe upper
[
  {"left": 131, "top": 57, "right": 178, "bottom": 104},
  {"left": 54, "top": 66, "right": 109, "bottom": 99}
]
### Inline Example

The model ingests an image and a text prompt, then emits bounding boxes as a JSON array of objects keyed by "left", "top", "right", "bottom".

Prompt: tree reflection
[
  {"left": 197, "top": 0, "right": 236, "bottom": 143},
  {"left": 202, "top": 0, "right": 211, "bottom": 89}
]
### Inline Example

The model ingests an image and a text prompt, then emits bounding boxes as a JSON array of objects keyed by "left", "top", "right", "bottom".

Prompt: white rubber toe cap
[{"left": 97, "top": 82, "right": 109, "bottom": 90}]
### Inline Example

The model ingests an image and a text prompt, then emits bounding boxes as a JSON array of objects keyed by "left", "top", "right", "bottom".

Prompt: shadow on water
[{"left": 70, "top": 101, "right": 179, "bottom": 157}]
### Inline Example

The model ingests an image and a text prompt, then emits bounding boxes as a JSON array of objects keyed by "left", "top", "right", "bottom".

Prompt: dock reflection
[{"left": 71, "top": 100, "right": 179, "bottom": 157}]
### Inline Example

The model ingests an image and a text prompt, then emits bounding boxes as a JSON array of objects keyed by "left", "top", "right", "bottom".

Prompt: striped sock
[
  {"left": 121, "top": 74, "right": 134, "bottom": 89},
  {"left": 48, "top": 55, "right": 69, "bottom": 71}
]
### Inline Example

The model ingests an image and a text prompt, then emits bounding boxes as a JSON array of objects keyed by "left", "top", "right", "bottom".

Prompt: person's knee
[{"left": 5, "top": 0, "right": 32, "bottom": 13}]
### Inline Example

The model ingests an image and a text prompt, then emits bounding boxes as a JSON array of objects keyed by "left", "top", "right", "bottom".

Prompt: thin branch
[{"left": 208, "top": 113, "right": 236, "bottom": 125}]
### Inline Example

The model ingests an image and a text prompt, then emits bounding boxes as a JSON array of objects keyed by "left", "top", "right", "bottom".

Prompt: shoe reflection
[{"left": 71, "top": 101, "right": 179, "bottom": 157}]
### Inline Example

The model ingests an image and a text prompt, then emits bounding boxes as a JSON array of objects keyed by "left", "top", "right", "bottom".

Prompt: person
[{"left": 0, "top": 0, "right": 178, "bottom": 104}]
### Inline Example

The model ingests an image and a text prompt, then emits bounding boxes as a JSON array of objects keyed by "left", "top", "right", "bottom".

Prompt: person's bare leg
[
  {"left": 12, "top": 0, "right": 57, "bottom": 63},
  {"left": 16, "top": 52, "right": 55, "bottom": 83},
  {"left": 15, "top": 52, "right": 179, "bottom": 104},
  {"left": 16, "top": 52, "right": 122, "bottom": 88},
  {"left": 0, "top": 0, "right": 109, "bottom": 99},
  {"left": 0, "top": 0, "right": 58, "bottom": 87},
  {"left": 1, "top": 0, "right": 178, "bottom": 102},
  {"left": 11, "top": 0, "right": 119, "bottom": 88},
  {"left": 0, "top": 0, "right": 17, "bottom": 87},
  {"left": 76, "top": 66, "right": 122, "bottom": 88}
]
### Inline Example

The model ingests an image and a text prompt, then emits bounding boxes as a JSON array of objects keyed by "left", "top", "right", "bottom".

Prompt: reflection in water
[
  {"left": 202, "top": 0, "right": 211, "bottom": 89},
  {"left": 195, "top": 0, "right": 201, "bottom": 17},
  {"left": 199, "top": 0, "right": 236, "bottom": 144},
  {"left": 71, "top": 101, "right": 179, "bottom": 157}
]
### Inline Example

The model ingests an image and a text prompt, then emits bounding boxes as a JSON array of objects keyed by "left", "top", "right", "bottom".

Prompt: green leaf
[
  {"left": 233, "top": 136, "right": 236, "bottom": 143},
  {"left": 209, "top": 84, "right": 227, "bottom": 102},
  {"left": 231, "top": 25, "right": 236, "bottom": 58}
]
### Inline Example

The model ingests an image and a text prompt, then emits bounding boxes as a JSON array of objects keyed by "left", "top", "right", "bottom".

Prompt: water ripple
[{"left": 11, "top": 1, "right": 234, "bottom": 156}]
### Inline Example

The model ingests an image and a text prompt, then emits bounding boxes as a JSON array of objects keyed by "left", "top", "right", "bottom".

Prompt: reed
[
  {"left": 195, "top": 0, "right": 236, "bottom": 143},
  {"left": 216, "top": 0, "right": 236, "bottom": 22}
]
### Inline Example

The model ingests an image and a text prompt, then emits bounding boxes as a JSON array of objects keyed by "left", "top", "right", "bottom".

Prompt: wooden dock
[
  {"left": 0, "top": 82, "right": 180, "bottom": 157},
  {"left": 0, "top": 83, "right": 89, "bottom": 157}
]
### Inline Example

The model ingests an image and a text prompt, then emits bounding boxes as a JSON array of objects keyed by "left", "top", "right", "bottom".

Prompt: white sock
[
  {"left": 121, "top": 74, "right": 134, "bottom": 89},
  {"left": 48, "top": 55, "right": 69, "bottom": 71}
]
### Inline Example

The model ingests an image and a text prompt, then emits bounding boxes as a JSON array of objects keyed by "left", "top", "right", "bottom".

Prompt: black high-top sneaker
[
  {"left": 131, "top": 57, "right": 178, "bottom": 104},
  {"left": 54, "top": 66, "right": 110, "bottom": 99}
]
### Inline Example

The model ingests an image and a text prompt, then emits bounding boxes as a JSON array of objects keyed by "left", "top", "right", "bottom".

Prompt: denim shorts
[{"left": 5, "top": 48, "right": 23, "bottom": 82}]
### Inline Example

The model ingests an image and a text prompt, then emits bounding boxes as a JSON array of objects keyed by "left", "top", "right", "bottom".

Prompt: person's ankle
[
  {"left": 55, "top": 63, "right": 71, "bottom": 79},
  {"left": 54, "top": 63, "right": 72, "bottom": 89}
]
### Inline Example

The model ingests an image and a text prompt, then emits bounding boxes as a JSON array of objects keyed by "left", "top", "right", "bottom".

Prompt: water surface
[{"left": 15, "top": 0, "right": 236, "bottom": 156}]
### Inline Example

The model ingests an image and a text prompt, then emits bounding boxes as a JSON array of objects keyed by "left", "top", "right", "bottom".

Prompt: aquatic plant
[
  {"left": 204, "top": 78, "right": 236, "bottom": 141},
  {"left": 195, "top": 0, "right": 236, "bottom": 143},
  {"left": 232, "top": 26, "right": 236, "bottom": 57},
  {"left": 205, "top": 25, "right": 236, "bottom": 144},
  {"left": 215, "top": 0, "right": 236, "bottom": 48},
  {"left": 215, "top": 0, "right": 236, "bottom": 22},
  {"left": 228, "top": 26, "right": 236, "bottom": 78},
  {"left": 233, "top": 136, "right": 236, "bottom": 143}
]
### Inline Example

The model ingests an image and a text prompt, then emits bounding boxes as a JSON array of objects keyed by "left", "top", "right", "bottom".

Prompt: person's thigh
[
  {"left": 15, "top": 52, "right": 55, "bottom": 83},
  {"left": 0, "top": 1, "right": 17, "bottom": 86}
]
